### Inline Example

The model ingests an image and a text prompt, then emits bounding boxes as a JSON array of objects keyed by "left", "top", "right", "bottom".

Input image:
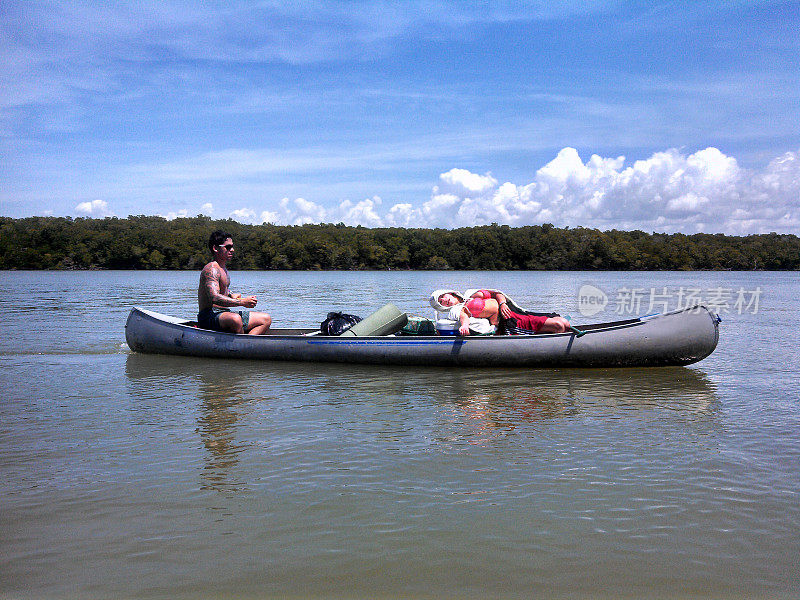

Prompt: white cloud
[
  {"left": 437, "top": 168, "right": 498, "bottom": 195},
  {"left": 665, "top": 192, "right": 709, "bottom": 214},
  {"left": 75, "top": 199, "right": 113, "bottom": 217},
  {"left": 230, "top": 207, "right": 256, "bottom": 222},
  {"left": 244, "top": 197, "right": 329, "bottom": 225},
  {"left": 385, "top": 203, "right": 416, "bottom": 227},
  {"left": 337, "top": 196, "right": 384, "bottom": 227},
  {"left": 200, "top": 202, "right": 213, "bottom": 215},
  {"left": 220, "top": 147, "right": 799, "bottom": 234},
  {"left": 160, "top": 209, "right": 188, "bottom": 220},
  {"left": 281, "top": 197, "right": 328, "bottom": 225},
  {"left": 259, "top": 210, "right": 279, "bottom": 224},
  {"left": 255, "top": 196, "right": 383, "bottom": 226},
  {"left": 387, "top": 147, "right": 798, "bottom": 234}
]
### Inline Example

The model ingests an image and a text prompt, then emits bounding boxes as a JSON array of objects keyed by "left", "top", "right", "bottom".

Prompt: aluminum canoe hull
[{"left": 125, "top": 306, "right": 720, "bottom": 368}]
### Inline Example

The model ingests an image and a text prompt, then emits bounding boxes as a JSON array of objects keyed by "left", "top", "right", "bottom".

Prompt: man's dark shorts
[{"left": 197, "top": 308, "right": 250, "bottom": 332}]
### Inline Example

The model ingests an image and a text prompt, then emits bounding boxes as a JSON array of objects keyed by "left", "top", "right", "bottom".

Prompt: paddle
[
  {"left": 562, "top": 315, "right": 585, "bottom": 337},
  {"left": 569, "top": 325, "right": 586, "bottom": 337}
]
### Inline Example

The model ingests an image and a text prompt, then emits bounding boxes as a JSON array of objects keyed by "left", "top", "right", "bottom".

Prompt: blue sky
[{"left": 1, "top": 0, "right": 798, "bottom": 233}]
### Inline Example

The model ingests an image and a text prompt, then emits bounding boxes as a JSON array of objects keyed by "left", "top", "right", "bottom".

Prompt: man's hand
[
  {"left": 500, "top": 303, "right": 512, "bottom": 319},
  {"left": 458, "top": 323, "right": 470, "bottom": 336},
  {"left": 239, "top": 295, "right": 258, "bottom": 308}
]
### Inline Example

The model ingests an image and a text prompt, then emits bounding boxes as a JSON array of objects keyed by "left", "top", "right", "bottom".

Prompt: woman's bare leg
[{"left": 538, "top": 317, "right": 570, "bottom": 333}]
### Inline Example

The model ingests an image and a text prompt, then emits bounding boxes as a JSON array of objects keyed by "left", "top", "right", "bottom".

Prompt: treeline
[{"left": 1, "top": 215, "right": 798, "bottom": 271}]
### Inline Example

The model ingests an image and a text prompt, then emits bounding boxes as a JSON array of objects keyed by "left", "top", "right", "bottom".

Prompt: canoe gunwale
[{"left": 132, "top": 307, "right": 649, "bottom": 339}]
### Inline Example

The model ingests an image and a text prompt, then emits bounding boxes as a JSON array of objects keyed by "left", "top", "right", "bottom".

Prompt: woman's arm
[
  {"left": 458, "top": 308, "right": 471, "bottom": 336},
  {"left": 493, "top": 291, "right": 513, "bottom": 319},
  {"left": 475, "top": 289, "right": 512, "bottom": 319}
]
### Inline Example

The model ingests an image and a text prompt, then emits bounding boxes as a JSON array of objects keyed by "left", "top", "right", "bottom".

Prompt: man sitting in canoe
[
  {"left": 433, "top": 289, "right": 571, "bottom": 336},
  {"left": 197, "top": 230, "right": 272, "bottom": 334}
]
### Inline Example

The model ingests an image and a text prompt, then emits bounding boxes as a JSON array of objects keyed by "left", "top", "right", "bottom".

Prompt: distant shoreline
[
  {"left": 2, "top": 268, "right": 797, "bottom": 273},
  {"left": 3, "top": 216, "right": 798, "bottom": 271}
]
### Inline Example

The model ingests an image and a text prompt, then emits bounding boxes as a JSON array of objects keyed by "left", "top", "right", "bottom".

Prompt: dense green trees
[{"left": 1, "top": 215, "right": 797, "bottom": 270}]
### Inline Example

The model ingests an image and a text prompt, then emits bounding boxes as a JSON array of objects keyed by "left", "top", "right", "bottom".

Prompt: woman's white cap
[{"left": 429, "top": 289, "right": 463, "bottom": 311}]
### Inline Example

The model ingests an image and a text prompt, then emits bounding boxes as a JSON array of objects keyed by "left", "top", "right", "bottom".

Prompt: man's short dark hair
[{"left": 208, "top": 230, "right": 232, "bottom": 251}]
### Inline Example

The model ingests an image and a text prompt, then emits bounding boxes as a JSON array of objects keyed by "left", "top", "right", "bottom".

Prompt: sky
[{"left": 1, "top": 0, "right": 798, "bottom": 234}]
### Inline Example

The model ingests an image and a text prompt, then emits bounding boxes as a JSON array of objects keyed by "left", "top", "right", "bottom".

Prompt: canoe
[{"left": 125, "top": 305, "right": 720, "bottom": 368}]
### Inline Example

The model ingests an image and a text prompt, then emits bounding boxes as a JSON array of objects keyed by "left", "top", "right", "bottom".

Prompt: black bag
[{"left": 320, "top": 312, "right": 363, "bottom": 335}]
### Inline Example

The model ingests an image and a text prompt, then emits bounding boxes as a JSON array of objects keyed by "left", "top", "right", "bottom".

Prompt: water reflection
[
  {"left": 125, "top": 354, "right": 265, "bottom": 493},
  {"left": 299, "top": 362, "right": 720, "bottom": 429},
  {"left": 447, "top": 367, "right": 719, "bottom": 414},
  {"left": 433, "top": 367, "right": 721, "bottom": 448},
  {"left": 126, "top": 353, "right": 720, "bottom": 471},
  {"left": 193, "top": 375, "right": 252, "bottom": 493}
]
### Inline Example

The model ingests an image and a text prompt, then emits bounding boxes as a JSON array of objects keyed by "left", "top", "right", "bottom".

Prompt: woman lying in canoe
[{"left": 435, "top": 289, "right": 572, "bottom": 336}]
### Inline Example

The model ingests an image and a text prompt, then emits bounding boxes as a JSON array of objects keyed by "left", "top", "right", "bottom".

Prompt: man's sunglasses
[{"left": 219, "top": 244, "right": 234, "bottom": 250}]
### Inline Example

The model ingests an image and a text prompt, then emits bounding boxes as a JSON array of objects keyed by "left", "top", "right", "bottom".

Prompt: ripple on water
[{"left": 1, "top": 271, "right": 799, "bottom": 598}]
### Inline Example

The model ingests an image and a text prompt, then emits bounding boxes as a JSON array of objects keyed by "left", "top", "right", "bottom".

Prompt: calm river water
[{"left": 1, "top": 270, "right": 798, "bottom": 599}]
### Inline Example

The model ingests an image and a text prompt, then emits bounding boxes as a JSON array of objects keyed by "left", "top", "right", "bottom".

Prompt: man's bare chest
[{"left": 218, "top": 268, "right": 230, "bottom": 292}]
